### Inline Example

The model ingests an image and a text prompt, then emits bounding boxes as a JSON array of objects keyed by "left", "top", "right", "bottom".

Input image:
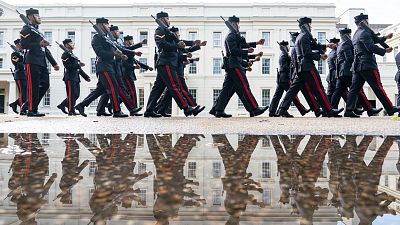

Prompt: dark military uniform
[
  {"left": 269, "top": 41, "right": 307, "bottom": 116},
  {"left": 395, "top": 52, "right": 400, "bottom": 116},
  {"left": 345, "top": 14, "right": 399, "bottom": 116},
  {"left": 59, "top": 43, "right": 90, "bottom": 114},
  {"left": 326, "top": 40, "right": 339, "bottom": 102},
  {"left": 19, "top": 9, "right": 57, "bottom": 115},
  {"left": 10, "top": 42, "right": 27, "bottom": 112}
]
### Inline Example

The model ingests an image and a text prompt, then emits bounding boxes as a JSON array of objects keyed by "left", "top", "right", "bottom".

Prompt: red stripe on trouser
[
  {"left": 234, "top": 68, "right": 257, "bottom": 109},
  {"left": 310, "top": 70, "right": 332, "bottom": 111},
  {"left": 373, "top": 69, "right": 393, "bottom": 107},
  {"left": 177, "top": 77, "right": 195, "bottom": 106},
  {"left": 68, "top": 81, "right": 72, "bottom": 112},
  {"left": 117, "top": 84, "right": 133, "bottom": 109},
  {"left": 103, "top": 72, "right": 120, "bottom": 112},
  {"left": 17, "top": 80, "right": 22, "bottom": 107},
  {"left": 294, "top": 96, "right": 305, "bottom": 111},
  {"left": 360, "top": 91, "right": 372, "bottom": 110},
  {"left": 304, "top": 83, "right": 319, "bottom": 110},
  {"left": 125, "top": 79, "right": 137, "bottom": 105},
  {"left": 165, "top": 65, "right": 187, "bottom": 108},
  {"left": 26, "top": 64, "right": 33, "bottom": 111}
]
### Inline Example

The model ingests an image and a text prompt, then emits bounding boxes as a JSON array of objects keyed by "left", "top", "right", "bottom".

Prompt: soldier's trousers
[
  {"left": 214, "top": 68, "right": 259, "bottom": 112},
  {"left": 269, "top": 81, "right": 307, "bottom": 115},
  {"left": 280, "top": 69, "right": 332, "bottom": 112},
  {"left": 397, "top": 80, "right": 400, "bottom": 109},
  {"left": 346, "top": 69, "right": 394, "bottom": 112},
  {"left": 327, "top": 76, "right": 337, "bottom": 103},
  {"left": 12, "top": 79, "right": 27, "bottom": 108},
  {"left": 146, "top": 65, "right": 188, "bottom": 112},
  {"left": 156, "top": 76, "right": 197, "bottom": 114},
  {"left": 59, "top": 81, "right": 80, "bottom": 113},
  {"left": 79, "top": 71, "right": 122, "bottom": 113},
  {"left": 124, "top": 76, "right": 139, "bottom": 109},
  {"left": 25, "top": 64, "right": 50, "bottom": 112},
  {"left": 331, "top": 76, "right": 372, "bottom": 111}
]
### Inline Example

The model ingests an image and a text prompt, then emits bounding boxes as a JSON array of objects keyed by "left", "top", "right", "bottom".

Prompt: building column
[{"left": 8, "top": 80, "right": 16, "bottom": 114}]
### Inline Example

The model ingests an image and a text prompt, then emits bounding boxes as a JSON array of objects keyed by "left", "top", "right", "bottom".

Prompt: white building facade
[{"left": 0, "top": 1, "right": 343, "bottom": 116}]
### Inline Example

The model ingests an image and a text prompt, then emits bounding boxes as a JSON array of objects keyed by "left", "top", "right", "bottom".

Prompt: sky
[{"left": 4, "top": 0, "right": 400, "bottom": 24}]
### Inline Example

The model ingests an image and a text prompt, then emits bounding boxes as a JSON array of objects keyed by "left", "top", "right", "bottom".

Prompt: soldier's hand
[
  {"left": 320, "top": 54, "right": 328, "bottom": 60},
  {"left": 257, "top": 39, "right": 265, "bottom": 45},
  {"left": 135, "top": 64, "right": 141, "bottom": 69},
  {"left": 385, "top": 33, "right": 394, "bottom": 39},
  {"left": 326, "top": 43, "right": 336, "bottom": 49},
  {"left": 121, "top": 55, "right": 128, "bottom": 61},
  {"left": 40, "top": 39, "right": 50, "bottom": 47},
  {"left": 86, "top": 78, "right": 91, "bottom": 82},
  {"left": 79, "top": 62, "right": 85, "bottom": 67},
  {"left": 141, "top": 39, "right": 148, "bottom": 45},
  {"left": 193, "top": 57, "right": 200, "bottom": 62},
  {"left": 248, "top": 48, "right": 254, "bottom": 53},
  {"left": 135, "top": 51, "right": 143, "bottom": 57},
  {"left": 257, "top": 51, "right": 264, "bottom": 57},
  {"left": 200, "top": 41, "right": 207, "bottom": 46},
  {"left": 254, "top": 56, "right": 261, "bottom": 62},
  {"left": 187, "top": 52, "right": 193, "bottom": 58},
  {"left": 113, "top": 50, "right": 123, "bottom": 57},
  {"left": 194, "top": 40, "right": 201, "bottom": 45},
  {"left": 149, "top": 67, "right": 154, "bottom": 71},
  {"left": 177, "top": 41, "right": 186, "bottom": 49},
  {"left": 386, "top": 47, "right": 393, "bottom": 53},
  {"left": 53, "top": 65, "right": 60, "bottom": 71}
]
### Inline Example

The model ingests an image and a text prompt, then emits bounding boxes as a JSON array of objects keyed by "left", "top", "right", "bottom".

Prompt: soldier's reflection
[
  {"left": 212, "top": 134, "right": 264, "bottom": 225},
  {"left": 54, "top": 134, "right": 89, "bottom": 204},
  {"left": 351, "top": 136, "right": 398, "bottom": 224},
  {"left": 290, "top": 136, "right": 330, "bottom": 225},
  {"left": 79, "top": 134, "right": 150, "bottom": 225},
  {"left": 147, "top": 134, "right": 205, "bottom": 225},
  {"left": 7, "top": 133, "right": 57, "bottom": 225}
]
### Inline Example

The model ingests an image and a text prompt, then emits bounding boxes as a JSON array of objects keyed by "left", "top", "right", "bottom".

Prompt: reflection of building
[
  {"left": 0, "top": 1, "right": 338, "bottom": 116},
  {"left": 0, "top": 134, "right": 398, "bottom": 224}
]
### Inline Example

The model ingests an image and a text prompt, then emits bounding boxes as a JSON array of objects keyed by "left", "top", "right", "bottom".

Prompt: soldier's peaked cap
[
  {"left": 228, "top": 15, "right": 240, "bottom": 23},
  {"left": 339, "top": 28, "right": 352, "bottom": 35},
  {"left": 26, "top": 8, "right": 39, "bottom": 16},
  {"left": 298, "top": 17, "right": 312, "bottom": 26},
  {"left": 96, "top": 17, "right": 109, "bottom": 24},
  {"left": 354, "top": 13, "right": 368, "bottom": 24},
  {"left": 156, "top": 11, "right": 169, "bottom": 19}
]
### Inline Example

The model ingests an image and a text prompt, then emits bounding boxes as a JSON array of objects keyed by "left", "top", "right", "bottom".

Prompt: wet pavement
[{"left": 0, "top": 133, "right": 399, "bottom": 225}]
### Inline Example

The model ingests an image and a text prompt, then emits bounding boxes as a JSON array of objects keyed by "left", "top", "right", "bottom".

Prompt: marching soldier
[
  {"left": 344, "top": 13, "right": 400, "bottom": 117},
  {"left": 326, "top": 37, "right": 340, "bottom": 102},
  {"left": 278, "top": 17, "right": 342, "bottom": 117},
  {"left": 269, "top": 40, "right": 310, "bottom": 117},
  {"left": 75, "top": 17, "right": 128, "bottom": 118},
  {"left": 9, "top": 39, "right": 27, "bottom": 115},
  {"left": 331, "top": 28, "right": 382, "bottom": 117},
  {"left": 213, "top": 15, "right": 268, "bottom": 118},
  {"left": 20, "top": 8, "right": 60, "bottom": 117},
  {"left": 57, "top": 39, "right": 91, "bottom": 116},
  {"left": 144, "top": 11, "right": 203, "bottom": 117}
]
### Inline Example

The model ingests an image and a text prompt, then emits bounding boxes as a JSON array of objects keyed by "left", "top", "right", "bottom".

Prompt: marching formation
[{"left": 7, "top": 8, "right": 400, "bottom": 118}]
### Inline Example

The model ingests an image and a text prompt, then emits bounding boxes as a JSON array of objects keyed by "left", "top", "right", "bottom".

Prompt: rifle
[
  {"left": 7, "top": 42, "right": 23, "bottom": 56},
  {"left": 16, "top": 9, "right": 50, "bottom": 46},
  {"left": 359, "top": 22, "right": 390, "bottom": 49},
  {"left": 150, "top": 15, "right": 179, "bottom": 42},
  {"left": 55, "top": 41, "right": 81, "bottom": 62},
  {"left": 220, "top": 16, "right": 239, "bottom": 35},
  {"left": 10, "top": 68, "right": 15, "bottom": 77}
]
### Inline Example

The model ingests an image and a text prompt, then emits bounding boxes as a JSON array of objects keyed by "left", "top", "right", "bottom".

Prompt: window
[
  {"left": 213, "top": 89, "right": 221, "bottom": 104},
  {"left": 262, "top": 89, "right": 270, "bottom": 107},
  {"left": 188, "top": 89, "right": 197, "bottom": 102},
  {"left": 42, "top": 133, "right": 50, "bottom": 145},
  {"left": 317, "top": 32, "right": 326, "bottom": 44},
  {"left": 0, "top": 58, "right": 3, "bottom": 68},
  {"left": 138, "top": 162, "right": 147, "bottom": 174},
  {"left": 89, "top": 89, "right": 99, "bottom": 107},
  {"left": 212, "top": 162, "right": 221, "bottom": 178},
  {"left": 138, "top": 88, "right": 144, "bottom": 107},
  {"left": 188, "top": 31, "right": 198, "bottom": 41},
  {"left": 263, "top": 189, "right": 272, "bottom": 206},
  {"left": 318, "top": 60, "right": 326, "bottom": 74},
  {"left": 89, "top": 161, "right": 97, "bottom": 176},
  {"left": 67, "top": 31, "right": 75, "bottom": 42},
  {"left": 319, "top": 163, "right": 327, "bottom": 178},
  {"left": 44, "top": 31, "right": 52, "bottom": 44},
  {"left": 385, "top": 175, "right": 389, "bottom": 187},
  {"left": 46, "top": 60, "right": 52, "bottom": 73},
  {"left": 137, "top": 134, "right": 144, "bottom": 148},
  {"left": 189, "top": 61, "right": 197, "bottom": 74},
  {"left": 238, "top": 134, "right": 245, "bottom": 143},
  {"left": 394, "top": 46, "right": 399, "bottom": 58},
  {"left": 89, "top": 134, "right": 98, "bottom": 144},
  {"left": 213, "top": 32, "right": 222, "bottom": 47},
  {"left": 262, "top": 32, "right": 271, "bottom": 47},
  {"left": 139, "top": 58, "right": 148, "bottom": 73},
  {"left": 188, "top": 162, "right": 197, "bottom": 178},
  {"left": 262, "top": 58, "right": 271, "bottom": 75},
  {"left": 138, "top": 189, "right": 147, "bottom": 206},
  {"left": 262, "top": 162, "right": 271, "bottom": 178},
  {"left": 212, "top": 190, "right": 222, "bottom": 205},
  {"left": 43, "top": 89, "right": 51, "bottom": 107},
  {"left": 213, "top": 58, "right": 222, "bottom": 75},
  {"left": 90, "top": 58, "right": 96, "bottom": 74},
  {"left": 262, "top": 137, "right": 270, "bottom": 147},
  {"left": 238, "top": 98, "right": 244, "bottom": 108},
  {"left": 139, "top": 31, "right": 148, "bottom": 46},
  {"left": 0, "top": 31, "right": 4, "bottom": 48}
]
